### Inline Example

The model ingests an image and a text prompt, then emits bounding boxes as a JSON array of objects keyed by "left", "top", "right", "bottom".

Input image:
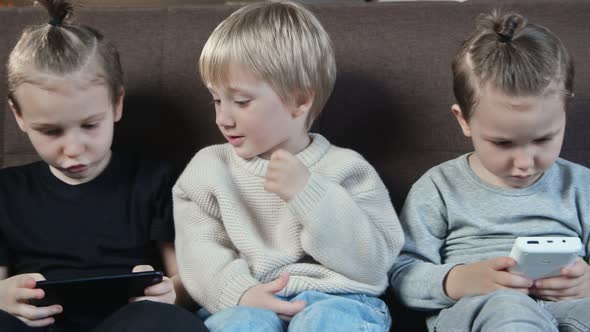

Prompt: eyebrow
[
  {"left": 208, "top": 85, "right": 252, "bottom": 95},
  {"left": 483, "top": 129, "right": 561, "bottom": 141},
  {"left": 30, "top": 113, "right": 106, "bottom": 129},
  {"left": 226, "top": 86, "right": 249, "bottom": 94},
  {"left": 31, "top": 123, "right": 60, "bottom": 130},
  {"left": 83, "top": 113, "right": 106, "bottom": 122}
]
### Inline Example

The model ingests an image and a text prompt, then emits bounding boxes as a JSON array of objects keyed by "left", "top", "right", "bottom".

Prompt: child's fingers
[
  {"left": 132, "top": 265, "right": 154, "bottom": 273},
  {"left": 27, "top": 273, "right": 46, "bottom": 282},
  {"left": 269, "top": 150, "right": 299, "bottom": 170},
  {"left": 507, "top": 287, "right": 531, "bottom": 295},
  {"left": 17, "top": 315, "right": 56, "bottom": 328},
  {"left": 129, "top": 296, "right": 163, "bottom": 303},
  {"left": 497, "top": 271, "right": 532, "bottom": 289},
  {"left": 15, "top": 287, "right": 44, "bottom": 302},
  {"left": 143, "top": 278, "right": 173, "bottom": 296},
  {"left": 561, "top": 258, "right": 587, "bottom": 277},
  {"left": 270, "top": 149, "right": 289, "bottom": 162},
  {"left": 131, "top": 278, "right": 175, "bottom": 305},
  {"left": 534, "top": 276, "right": 580, "bottom": 290},
  {"left": 290, "top": 299, "right": 306, "bottom": 312},
  {"left": 530, "top": 286, "right": 578, "bottom": 299},
  {"left": 263, "top": 167, "right": 282, "bottom": 194},
  {"left": 263, "top": 272, "right": 289, "bottom": 294},
  {"left": 129, "top": 296, "right": 151, "bottom": 303},
  {"left": 278, "top": 314, "right": 293, "bottom": 321},
  {"left": 263, "top": 177, "right": 278, "bottom": 193},
  {"left": 490, "top": 256, "right": 517, "bottom": 270},
  {"left": 268, "top": 298, "right": 306, "bottom": 317},
  {"left": 268, "top": 150, "right": 298, "bottom": 173},
  {"left": 13, "top": 274, "right": 41, "bottom": 289},
  {"left": 15, "top": 303, "right": 62, "bottom": 322}
]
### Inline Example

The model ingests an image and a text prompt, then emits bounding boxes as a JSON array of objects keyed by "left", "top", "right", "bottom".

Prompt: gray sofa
[{"left": 2, "top": 0, "right": 590, "bottom": 330}]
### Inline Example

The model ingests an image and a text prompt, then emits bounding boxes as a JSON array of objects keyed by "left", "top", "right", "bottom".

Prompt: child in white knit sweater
[{"left": 172, "top": 2, "right": 404, "bottom": 331}]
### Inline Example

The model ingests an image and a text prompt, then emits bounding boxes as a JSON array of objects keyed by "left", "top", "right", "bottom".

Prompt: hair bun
[
  {"left": 495, "top": 13, "right": 526, "bottom": 43},
  {"left": 36, "top": 0, "right": 73, "bottom": 27}
]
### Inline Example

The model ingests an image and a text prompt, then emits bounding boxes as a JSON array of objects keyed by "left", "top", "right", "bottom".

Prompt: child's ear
[
  {"left": 451, "top": 104, "right": 472, "bottom": 137},
  {"left": 114, "top": 88, "right": 125, "bottom": 122},
  {"left": 8, "top": 99, "right": 27, "bottom": 133},
  {"left": 291, "top": 90, "right": 314, "bottom": 119}
]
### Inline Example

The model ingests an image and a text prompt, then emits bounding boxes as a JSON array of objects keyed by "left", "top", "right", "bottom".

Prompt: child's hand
[
  {"left": 264, "top": 149, "right": 310, "bottom": 201},
  {"left": 129, "top": 265, "right": 176, "bottom": 305},
  {"left": 529, "top": 257, "right": 590, "bottom": 301},
  {"left": 239, "top": 272, "right": 306, "bottom": 321},
  {"left": 0, "top": 273, "right": 62, "bottom": 327},
  {"left": 444, "top": 257, "right": 533, "bottom": 300}
]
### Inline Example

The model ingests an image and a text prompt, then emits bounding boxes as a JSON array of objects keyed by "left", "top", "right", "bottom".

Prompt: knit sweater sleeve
[
  {"left": 287, "top": 149, "right": 404, "bottom": 288},
  {"left": 173, "top": 149, "right": 259, "bottom": 313},
  {"left": 389, "top": 172, "right": 458, "bottom": 310}
]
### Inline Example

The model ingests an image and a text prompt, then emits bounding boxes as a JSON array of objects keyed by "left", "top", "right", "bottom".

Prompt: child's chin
[{"left": 233, "top": 148, "right": 258, "bottom": 160}]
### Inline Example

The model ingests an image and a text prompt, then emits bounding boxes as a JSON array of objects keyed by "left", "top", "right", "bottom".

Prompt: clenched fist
[{"left": 264, "top": 149, "right": 310, "bottom": 201}]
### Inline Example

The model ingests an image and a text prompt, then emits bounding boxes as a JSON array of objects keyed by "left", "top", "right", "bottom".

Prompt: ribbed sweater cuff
[
  {"left": 217, "top": 274, "right": 260, "bottom": 311},
  {"left": 435, "top": 263, "right": 461, "bottom": 307},
  {"left": 288, "top": 173, "right": 329, "bottom": 217}
]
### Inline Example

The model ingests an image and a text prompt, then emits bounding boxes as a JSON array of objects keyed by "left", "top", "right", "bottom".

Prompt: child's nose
[
  {"left": 215, "top": 106, "right": 235, "bottom": 128},
  {"left": 63, "top": 133, "right": 84, "bottom": 157},
  {"left": 513, "top": 150, "right": 534, "bottom": 171}
]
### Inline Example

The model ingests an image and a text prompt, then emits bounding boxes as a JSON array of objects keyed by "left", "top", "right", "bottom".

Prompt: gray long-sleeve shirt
[{"left": 390, "top": 154, "right": 590, "bottom": 311}]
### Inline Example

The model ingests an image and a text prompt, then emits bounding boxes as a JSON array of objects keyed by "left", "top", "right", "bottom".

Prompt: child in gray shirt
[{"left": 390, "top": 10, "right": 590, "bottom": 332}]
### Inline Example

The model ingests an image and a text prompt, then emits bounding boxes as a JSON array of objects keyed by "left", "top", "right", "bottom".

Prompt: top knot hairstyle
[
  {"left": 494, "top": 14, "right": 525, "bottom": 43},
  {"left": 40, "top": 0, "right": 73, "bottom": 26},
  {"left": 7, "top": 0, "right": 123, "bottom": 113},
  {"left": 452, "top": 10, "right": 574, "bottom": 121},
  {"left": 199, "top": 1, "right": 336, "bottom": 129}
]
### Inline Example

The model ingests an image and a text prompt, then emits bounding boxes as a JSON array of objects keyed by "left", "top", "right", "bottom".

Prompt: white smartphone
[{"left": 509, "top": 236, "right": 582, "bottom": 280}]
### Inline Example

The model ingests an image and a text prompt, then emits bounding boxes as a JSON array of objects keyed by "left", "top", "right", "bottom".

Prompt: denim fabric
[{"left": 200, "top": 291, "right": 391, "bottom": 332}]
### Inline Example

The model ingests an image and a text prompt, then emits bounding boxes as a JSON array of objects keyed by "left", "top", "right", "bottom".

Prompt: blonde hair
[
  {"left": 452, "top": 10, "right": 574, "bottom": 122},
  {"left": 7, "top": 0, "right": 123, "bottom": 113},
  {"left": 199, "top": 1, "right": 336, "bottom": 128}
]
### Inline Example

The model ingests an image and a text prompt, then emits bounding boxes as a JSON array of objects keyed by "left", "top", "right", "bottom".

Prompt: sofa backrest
[{"left": 2, "top": 0, "right": 590, "bottom": 210}]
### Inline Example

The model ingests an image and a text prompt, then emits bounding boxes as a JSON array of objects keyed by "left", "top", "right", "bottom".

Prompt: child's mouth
[
  {"left": 227, "top": 136, "right": 244, "bottom": 146},
  {"left": 66, "top": 165, "right": 87, "bottom": 173},
  {"left": 512, "top": 174, "right": 532, "bottom": 180}
]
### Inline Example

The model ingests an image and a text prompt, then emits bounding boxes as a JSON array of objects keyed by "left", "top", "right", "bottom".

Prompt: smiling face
[
  {"left": 452, "top": 84, "right": 566, "bottom": 189},
  {"left": 11, "top": 76, "right": 123, "bottom": 185},
  {"left": 207, "top": 64, "right": 312, "bottom": 160}
]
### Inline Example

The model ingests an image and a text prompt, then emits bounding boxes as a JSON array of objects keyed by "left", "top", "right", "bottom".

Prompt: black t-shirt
[{"left": 0, "top": 153, "right": 178, "bottom": 280}]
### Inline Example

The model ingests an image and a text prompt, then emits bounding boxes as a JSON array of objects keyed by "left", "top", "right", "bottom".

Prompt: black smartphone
[{"left": 32, "top": 271, "right": 163, "bottom": 313}]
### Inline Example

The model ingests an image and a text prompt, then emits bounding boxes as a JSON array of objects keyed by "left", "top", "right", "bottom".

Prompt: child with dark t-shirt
[{"left": 0, "top": 1, "right": 207, "bottom": 331}]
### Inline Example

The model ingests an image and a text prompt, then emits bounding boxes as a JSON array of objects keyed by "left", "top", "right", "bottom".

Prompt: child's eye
[
  {"left": 492, "top": 141, "right": 512, "bottom": 147},
  {"left": 40, "top": 129, "right": 62, "bottom": 136},
  {"left": 212, "top": 99, "right": 221, "bottom": 105},
  {"left": 235, "top": 100, "right": 251, "bottom": 107},
  {"left": 534, "top": 137, "right": 551, "bottom": 144},
  {"left": 82, "top": 123, "right": 98, "bottom": 130}
]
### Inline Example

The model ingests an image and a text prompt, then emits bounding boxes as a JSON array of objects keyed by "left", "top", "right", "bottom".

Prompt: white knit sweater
[{"left": 173, "top": 134, "right": 404, "bottom": 313}]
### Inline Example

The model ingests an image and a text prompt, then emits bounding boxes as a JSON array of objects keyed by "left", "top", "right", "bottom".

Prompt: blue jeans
[{"left": 200, "top": 291, "right": 391, "bottom": 332}]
